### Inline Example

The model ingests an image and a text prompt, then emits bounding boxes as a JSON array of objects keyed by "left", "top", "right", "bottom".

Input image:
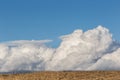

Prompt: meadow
[{"left": 0, "top": 71, "right": 120, "bottom": 80}]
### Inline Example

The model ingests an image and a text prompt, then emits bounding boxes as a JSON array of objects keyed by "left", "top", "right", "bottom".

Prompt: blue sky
[{"left": 0, "top": 0, "right": 120, "bottom": 46}]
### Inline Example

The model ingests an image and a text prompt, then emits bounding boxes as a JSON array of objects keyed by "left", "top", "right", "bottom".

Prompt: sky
[
  {"left": 0, "top": 0, "right": 120, "bottom": 47},
  {"left": 0, "top": 0, "right": 120, "bottom": 72}
]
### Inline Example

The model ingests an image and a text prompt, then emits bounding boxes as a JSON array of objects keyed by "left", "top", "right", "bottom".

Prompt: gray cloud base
[{"left": 0, "top": 26, "right": 120, "bottom": 72}]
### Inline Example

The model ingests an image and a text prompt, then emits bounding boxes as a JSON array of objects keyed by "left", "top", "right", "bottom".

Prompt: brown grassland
[{"left": 0, "top": 71, "right": 120, "bottom": 80}]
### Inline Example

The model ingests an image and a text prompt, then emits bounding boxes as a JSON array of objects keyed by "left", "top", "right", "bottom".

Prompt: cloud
[
  {"left": 87, "top": 48, "right": 120, "bottom": 70},
  {"left": 46, "top": 25, "right": 115, "bottom": 70},
  {"left": 0, "top": 25, "right": 120, "bottom": 72},
  {"left": 0, "top": 40, "right": 55, "bottom": 72}
]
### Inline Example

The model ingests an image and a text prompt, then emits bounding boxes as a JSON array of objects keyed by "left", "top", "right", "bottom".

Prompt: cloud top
[{"left": 0, "top": 26, "right": 120, "bottom": 72}]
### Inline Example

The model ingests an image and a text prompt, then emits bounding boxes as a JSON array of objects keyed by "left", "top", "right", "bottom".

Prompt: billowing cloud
[
  {"left": 0, "top": 40, "right": 55, "bottom": 72},
  {"left": 0, "top": 25, "right": 120, "bottom": 72}
]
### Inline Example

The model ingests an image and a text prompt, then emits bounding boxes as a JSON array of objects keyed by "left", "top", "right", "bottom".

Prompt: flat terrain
[{"left": 0, "top": 71, "right": 120, "bottom": 80}]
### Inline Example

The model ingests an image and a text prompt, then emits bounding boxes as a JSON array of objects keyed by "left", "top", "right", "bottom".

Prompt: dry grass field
[{"left": 0, "top": 71, "right": 120, "bottom": 80}]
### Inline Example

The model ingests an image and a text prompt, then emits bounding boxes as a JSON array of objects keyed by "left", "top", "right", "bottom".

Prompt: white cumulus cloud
[
  {"left": 0, "top": 25, "right": 120, "bottom": 72},
  {"left": 0, "top": 40, "right": 55, "bottom": 72}
]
